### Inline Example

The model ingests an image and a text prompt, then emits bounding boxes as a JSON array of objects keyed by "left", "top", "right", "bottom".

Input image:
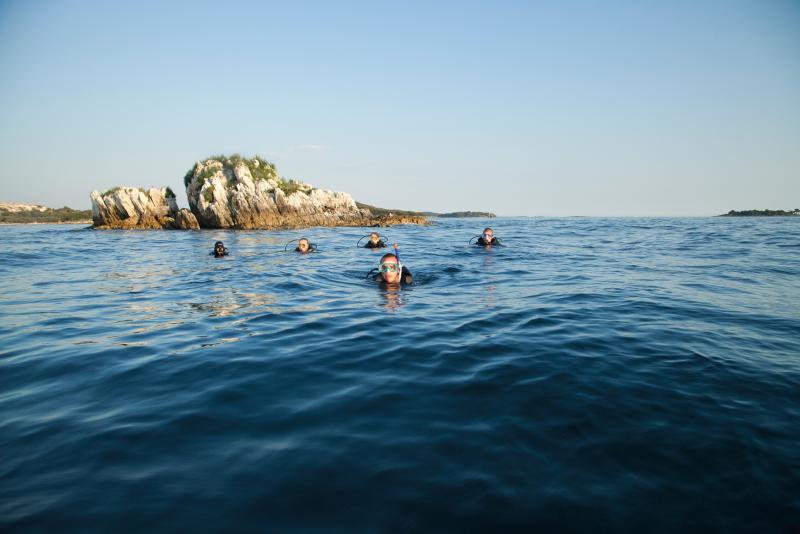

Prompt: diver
[
  {"left": 373, "top": 252, "right": 413, "bottom": 285},
  {"left": 475, "top": 227, "right": 500, "bottom": 246},
  {"left": 211, "top": 241, "right": 229, "bottom": 257},
  {"left": 364, "top": 232, "right": 387, "bottom": 249},
  {"left": 295, "top": 238, "right": 315, "bottom": 254}
]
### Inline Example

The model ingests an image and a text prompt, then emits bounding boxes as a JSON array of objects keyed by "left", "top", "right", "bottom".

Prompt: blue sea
[{"left": 1, "top": 217, "right": 799, "bottom": 532}]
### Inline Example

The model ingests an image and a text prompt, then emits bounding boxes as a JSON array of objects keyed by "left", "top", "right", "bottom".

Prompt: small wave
[{"left": 1, "top": 218, "right": 799, "bottom": 531}]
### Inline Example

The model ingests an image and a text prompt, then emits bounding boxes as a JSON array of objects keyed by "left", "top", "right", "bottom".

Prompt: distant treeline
[
  {"left": 720, "top": 209, "right": 800, "bottom": 217},
  {"left": 434, "top": 211, "right": 496, "bottom": 218},
  {"left": 356, "top": 202, "right": 495, "bottom": 218},
  {"left": 355, "top": 202, "right": 427, "bottom": 217},
  {"left": 0, "top": 207, "right": 92, "bottom": 223}
]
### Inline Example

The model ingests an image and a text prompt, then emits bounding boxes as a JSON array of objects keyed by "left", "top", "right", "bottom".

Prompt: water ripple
[{"left": 1, "top": 218, "right": 799, "bottom": 531}]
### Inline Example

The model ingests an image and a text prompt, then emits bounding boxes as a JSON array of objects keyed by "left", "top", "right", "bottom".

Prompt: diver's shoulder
[{"left": 401, "top": 266, "right": 413, "bottom": 284}]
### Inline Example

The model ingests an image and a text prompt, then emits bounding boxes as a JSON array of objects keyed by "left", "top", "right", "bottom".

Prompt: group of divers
[{"left": 210, "top": 228, "right": 502, "bottom": 286}]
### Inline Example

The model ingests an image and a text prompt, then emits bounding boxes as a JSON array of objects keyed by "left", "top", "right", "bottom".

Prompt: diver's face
[
  {"left": 380, "top": 258, "right": 400, "bottom": 283},
  {"left": 298, "top": 240, "right": 309, "bottom": 252},
  {"left": 215, "top": 245, "right": 224, "bottom": 255},
  {"left": 483, "top": 231, "right": 494, "bottom": 243},
  {"left": 370, "top": 234, "right": 380, "bottom": 244}
]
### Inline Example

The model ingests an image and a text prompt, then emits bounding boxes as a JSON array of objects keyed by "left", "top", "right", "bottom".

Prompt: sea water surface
[{"left": 1, "top": 217, "right": 799, "bottom": 532}]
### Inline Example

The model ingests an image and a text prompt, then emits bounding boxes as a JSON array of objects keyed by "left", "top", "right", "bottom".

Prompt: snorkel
[{"left": 393, "top": 244, "right": 404, "bottom": 273}]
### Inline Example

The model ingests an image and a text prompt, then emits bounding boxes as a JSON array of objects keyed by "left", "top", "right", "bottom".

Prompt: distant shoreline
[
  {"left": 0, "top": 221, "right": 92, "bottom": 225},
  {"left": 4, "top": 204, "right": 800, "bottom": 225},
  {"left": 355, "top": 202, "right": 495, "bottom": 219},
  {"left": 718, "top": 209, "right": 800, "bottom": 217},
  {"left": 0, "top": 204, "right": 93, "bottom": 224}
]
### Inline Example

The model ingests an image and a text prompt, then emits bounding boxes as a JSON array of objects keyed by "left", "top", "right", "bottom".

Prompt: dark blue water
[{"left": 1, "top": 217, "right": 799, "bottom": 532}]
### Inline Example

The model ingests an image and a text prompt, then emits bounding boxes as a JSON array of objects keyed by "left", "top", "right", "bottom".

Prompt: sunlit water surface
[{"left": 1, "top": 217, "right": 799, "bottom": 531}]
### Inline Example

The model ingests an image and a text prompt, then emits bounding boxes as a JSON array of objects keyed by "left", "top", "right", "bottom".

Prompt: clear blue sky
[{"left": 1, "top": 0, "right": 798, "bottom": 215}]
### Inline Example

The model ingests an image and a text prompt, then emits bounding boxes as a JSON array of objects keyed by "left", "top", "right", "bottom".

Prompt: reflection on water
[
  {"left": 186, "top": 289, "right": 280, "bottom": 317},
  {"left": 379, "top": 285, "right": 406, "bottom": 312},
  {"left": 200, "top": 337, "right": 241, "bottom": 348},
  {"left": 480, "top": 283, "right": 497, "bottom": 309},
  {"left": 479, "top": 252, "right": 498, "bottom": 308}
]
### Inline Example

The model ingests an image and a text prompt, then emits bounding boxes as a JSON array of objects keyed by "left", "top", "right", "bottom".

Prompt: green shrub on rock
[
  {"left": 102, "top": 186, "right": 122, "bottom": 197},
  {"left": 278, "top": 179, "right": 312, "bottom": 196},
  {"left": 184, "top": 154, "right": 303, "bottom": 195}
]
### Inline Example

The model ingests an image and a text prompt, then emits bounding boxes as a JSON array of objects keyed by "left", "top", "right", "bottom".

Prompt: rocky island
[
  {"left": 90, "top": 154, "right": 428, "bottom": 230},
  {"left": 719, "top": 209, "right": 799, "bottom": 217},
  {"left": 91, "top": 187, "right": 198, "bottom": 229}
]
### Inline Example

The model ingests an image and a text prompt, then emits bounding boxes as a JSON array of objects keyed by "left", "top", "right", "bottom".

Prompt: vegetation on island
[
  {"left": 720, "top": 209, "right": 800, "bottom": 217},
  {"left": 100, "top": 186, "right": 173, "bottom": 200},
  {"left": 184, "top": 154, "right": 312, "bottom": 197},
  {"left": 0, "top": 206, "right": 92, "bottom": 223},
  {"left": 355, "top": 202, "right": 428, "bottom": 217},
  {"left": 102, "top": 186, "right": 122, "bottom": 197},
  {"left": 435, "top": 211, "right": 496, "bottom": 218},
  {"left": 356, "top": 203, "right": 495, "bottom": 218}
]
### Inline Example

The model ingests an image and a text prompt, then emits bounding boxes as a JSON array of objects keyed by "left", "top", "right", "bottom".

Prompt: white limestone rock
[
  {"left": 90, "top": 187, "right": 198, "bottom": 229},
  {"left": 184, "top": 156, "right": 371, "bottom": 229}
]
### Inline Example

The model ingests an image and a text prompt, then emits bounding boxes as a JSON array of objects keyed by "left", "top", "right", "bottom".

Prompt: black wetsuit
[
  {"left": 373, "top": 266, "right": 413, "bottom": 285},
  {"left": 365, "top": 240, "right": 387, "bottom": 249},
  {"left": 212, "top": 250, "right": 228, "bottom": 257},
  {"left": 476, "top": 237, "right": 498, "bottom": 246}
]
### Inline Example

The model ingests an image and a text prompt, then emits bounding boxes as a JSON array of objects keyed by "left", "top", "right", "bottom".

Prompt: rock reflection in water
[
  {"left": 187, "top": 290, "right": 279, "bottom": 317},
  {"left": 185, "top": 289, "right": 324, "bottom": 318}
]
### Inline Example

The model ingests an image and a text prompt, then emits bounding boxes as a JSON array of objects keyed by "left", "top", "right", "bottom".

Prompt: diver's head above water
[
  {"left": 379, "top": 253, "right": 401, "bottom": 284},
  {"left": 376, "top": 252, "right": 412, "bottom": 285},
  {"left": 296, "top": 238, "right": 311, "bottom": 253},
  {"left": 365, "top": 232, "right": 386, "bottom": 248},
  {"left": 213, "top": 241, "right": 228, "bottom": 257},
  {"left": 477, "top": 228, "right": 497, "bottom": 246}
]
